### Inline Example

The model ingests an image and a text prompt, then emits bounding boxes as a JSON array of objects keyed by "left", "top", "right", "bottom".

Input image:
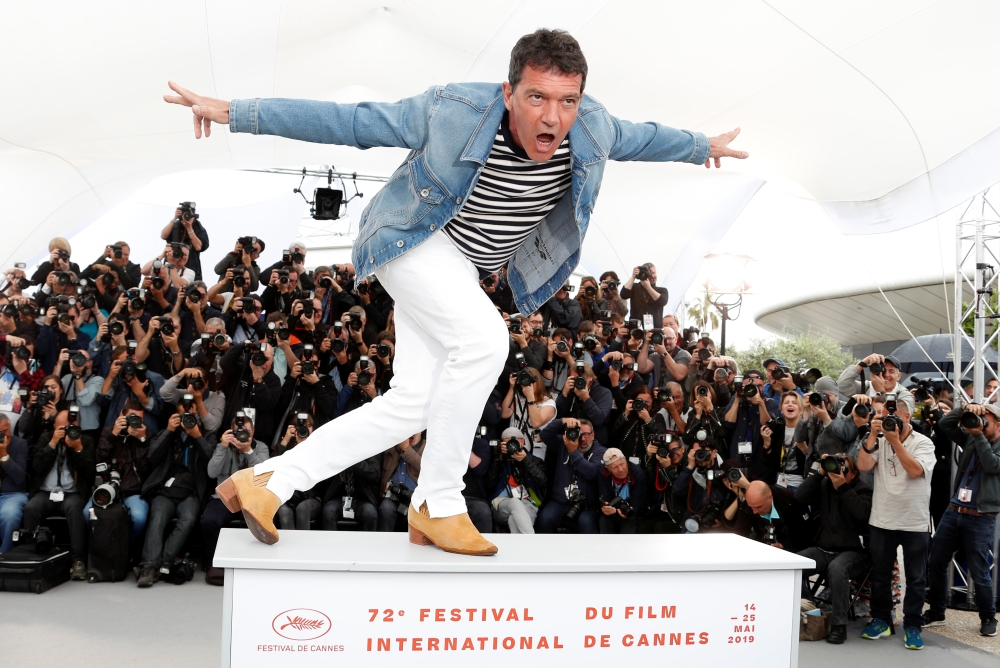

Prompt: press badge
[
  {"left": 243, "top": 407, "right": 257, "bottom": 424},
  {"left": 643, "top": 315, "right": 654, "bottom": 331},
  {"left": 49, "top": 489, "right": 64, "bottom": 502},
  {"left": 958, "top": 488, "right": 973, "bottom": 503},
  {"left": 737, "top": 441, "right": 753, "bottom": 455},
  {"left": 629, "top": 456, "right": 640, "bottom": 466},
  {"left": 776, "top": 473, "right": 790, "bottom": 488},
  {"left": 343, "top": 496, "right": 355, "bottom": 519}
]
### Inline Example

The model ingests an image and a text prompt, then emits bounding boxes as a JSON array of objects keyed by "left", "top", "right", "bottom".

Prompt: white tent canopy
[{"left": 3, "top": 1, "right": 1000, "bottom": 335}]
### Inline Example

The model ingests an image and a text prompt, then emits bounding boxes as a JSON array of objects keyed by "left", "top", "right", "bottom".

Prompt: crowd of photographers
[{"left": 0, "top": 210, "right": 997, "bottom": 646}]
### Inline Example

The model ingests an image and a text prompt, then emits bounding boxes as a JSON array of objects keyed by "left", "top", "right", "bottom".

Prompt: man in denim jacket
[{"left": 166, "top": 29, "right": 746, "bottom": 555}]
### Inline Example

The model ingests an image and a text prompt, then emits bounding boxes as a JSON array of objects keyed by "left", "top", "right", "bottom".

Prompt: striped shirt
[{"left": 443, "top": 113, "right": 571, "bottom": 272}]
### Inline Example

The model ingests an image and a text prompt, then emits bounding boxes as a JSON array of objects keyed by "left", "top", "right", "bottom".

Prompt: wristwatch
[{"left": 0, "top": 455, "right": 9, "bottom": 464}]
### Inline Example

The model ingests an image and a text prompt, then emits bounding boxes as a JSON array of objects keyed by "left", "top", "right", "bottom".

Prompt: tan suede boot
[
  {"left": 407, "top": 502, "right": 497, "bottom": 556},
  {"left": 216, "top": 469, "right": 281, "bottom": 545}
]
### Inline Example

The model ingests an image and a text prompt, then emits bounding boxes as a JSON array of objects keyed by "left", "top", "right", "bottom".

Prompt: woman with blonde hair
[{"left": 30, "top": 236, "right": 79, "bottom": 286}]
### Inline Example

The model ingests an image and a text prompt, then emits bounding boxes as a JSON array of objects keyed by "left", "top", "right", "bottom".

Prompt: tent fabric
[{"left": 4, "top": 1, "right": 1000, "bottom": 308}]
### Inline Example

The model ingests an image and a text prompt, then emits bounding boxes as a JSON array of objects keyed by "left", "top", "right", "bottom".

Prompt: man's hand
[
  {"left": 705, "top": 128, "right": 749, "bottom": 169},
  {"left": 601, "top": 504, "right": 617, "bottom": 516},
  {"left": 163, "top": 81, "right": 230, "bottom": 139}
]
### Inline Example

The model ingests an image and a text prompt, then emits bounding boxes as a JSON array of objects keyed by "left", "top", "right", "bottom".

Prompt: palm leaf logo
[{"left": 280, "top": 615, "right": 325, "bottom": 631}]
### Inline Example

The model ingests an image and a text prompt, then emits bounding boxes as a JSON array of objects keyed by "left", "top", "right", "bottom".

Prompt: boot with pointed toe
[
  {"left": 216, "top": 469, "right": 281, "bottom": 545},
  {"left": 407, "top": 502, "right": 497, "bottom": 556}
]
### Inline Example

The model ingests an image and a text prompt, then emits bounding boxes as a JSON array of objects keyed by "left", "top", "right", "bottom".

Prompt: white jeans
[{"left": 255, "top": 232, "right": 510, "bottom": 518}]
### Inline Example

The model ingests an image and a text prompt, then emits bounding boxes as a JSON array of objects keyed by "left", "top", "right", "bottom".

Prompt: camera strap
[{"left": 686, "top": 474, "right": 712, "bottom": 514}]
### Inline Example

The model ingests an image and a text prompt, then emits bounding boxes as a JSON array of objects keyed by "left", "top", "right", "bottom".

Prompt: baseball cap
[
  {"left": 883, "top": 355, "right": 902, "bottom": 370},
  {"left": 603, "top": 447, "right": 625, "bottom": 465},
  {"left": 501, "top": 427, "right": 525, "bottom": 440},
  {"left": 763, "top": 358, "right": 785, "bottom": 369},
  {"left": 983, "top": 404, "right": 1000, "bottom": 420}
]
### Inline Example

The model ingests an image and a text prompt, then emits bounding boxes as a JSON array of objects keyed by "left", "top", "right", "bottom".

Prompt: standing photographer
[
  {"left": 610, "top": 386, "right": 660, "bottom": 463},
  {"left": 81, "top": 241, "right": 142, "bottom": 290},
  {"left": 621, "top": 263, "right": 668, "bottom": 325},
  {"left": 724, "top": 372, "right": 777, "bottom": 480},
  {"left": 795, "top": 453, "right": 872, "bottom": 644},
  {"left": 219, "top": 340, "right": 281, "bottom": 444},
  {"left": 856, "top": 394, "right": 935, "bottom": 649},
  {"left": 924, "top": 402, "right": 1000, "bottom": 637},
  {"left": 597, "top": 447, "right": 648, "bottom": 534},
  {"left": 599, "top": 271, "right": 628, "bottom": 318},
  {"left": 540, "top": 284, "right": 582, "bottom": 337},
  {"left": 555, "top": 362, "right": 612, "bottom": 444},
  {"left": 489, "top": 427, "right": 546, "bottom": 533},
  {"left": 213, "top": 237, "right": 264, "bottom": 292},
  {"left": 838, "top": 353, "right": 913, "bottom": 407},
  {"left": 793, "top": 376, "right": 850, "bottom": 461},
  {"left": 502, "top": 367, "right": 557, "bottom": 460},
  {"left": 160, "top": 203, "right": 209, "bottom": 280}
]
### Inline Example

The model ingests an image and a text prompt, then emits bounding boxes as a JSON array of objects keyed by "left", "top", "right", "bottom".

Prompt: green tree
[
  {"left": 728, "top": 331, "right": 854, "bottom": 380},
  {"left": 686, "top": 293, "right": 719, "bottom": 336}
]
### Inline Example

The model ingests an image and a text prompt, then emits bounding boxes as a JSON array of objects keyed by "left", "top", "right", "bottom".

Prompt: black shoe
[
  {"left": 981, "top": 618, "right": 998, "bottom": 637},
  {"left": 827, "top": 624, "right": 847, "bottom": 644},
  {"left": 205, "top": 567, "right": 225, "bottom": 586},
  {"left": 137, "top": 564, "right": 157, "bottom": 588},
  {"left": 70, "top": 560, "right": 87, "bottom": 581},
  {"left": 921, "top": 612, "right": 946, "bottom": 628}
]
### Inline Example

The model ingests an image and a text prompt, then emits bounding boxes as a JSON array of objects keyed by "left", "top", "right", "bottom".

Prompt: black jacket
[
  {"left": 95, "top": 426, "right": 151, "bottom": 497},
  {"left": 745, "top": 485, "right": 815, "bottom": 553},
  {"left": 319, "top": 453, "right": 383, "bottom": 510},
  {"left": 219, "top": 342, "right": 283, "bottom": 444},
  {"left": 30, "top": 432, "right": 96, "bottom": 497},
  {"left": 794, "top": 473, "right": 872, "bottom": 552},
  {"left": 80, "top": 257, "right": 142, "bottom": 290},
  {"left": 597, "top": 461, "right": 649, "bottom": 514},
  {"left": 0, "top": 434, "right": 31, "bottom": 494},
  {"left": 166, "top": 218, "right": 210, "bottom": 280},
  {"left": 620, "top": 283, "right": 668, "bottom": 325},
  {"left": 141, "top": 427, "right": 215, "bottom": 503}
]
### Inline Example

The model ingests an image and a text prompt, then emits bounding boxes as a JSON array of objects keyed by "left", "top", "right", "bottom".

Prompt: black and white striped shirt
[{"left": 443, "top": 113, "right": 571, "bottom": 272}]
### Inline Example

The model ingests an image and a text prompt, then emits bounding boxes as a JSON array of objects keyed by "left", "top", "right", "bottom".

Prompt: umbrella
[{"left": 889, "top": 334, "right": 998, "bottom": 375}]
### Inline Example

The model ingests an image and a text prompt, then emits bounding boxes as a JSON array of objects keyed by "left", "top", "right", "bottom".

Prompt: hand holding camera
[{"left": 960, "top": 404, "right": 988, "bottom": 435}]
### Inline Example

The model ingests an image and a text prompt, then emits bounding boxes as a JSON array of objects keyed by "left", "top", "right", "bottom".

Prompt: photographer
[
  {"left": 201, "top": 413, "right": 269, "bottom": 584},
  {"left": 80, "top": 241, "right": 141, "bottom": 290},
  {"left": 288, "top": 296, "right": 327, "bottom": 347},
  {"left": 138, "top": 399, "right": 216, "bottom": 588},
  {"left": 536, "top": 417, "right": 606, "bottom": 534},
  {"left": 540, "top": 283, "right": 582, "bottom": 337},
  {"left": 610, "top": 386, "right": 661, "bottom": 463},
  {"left": 1, "top": 333, "right": 46, "bottom": 397},
  {"left": 23, "top": 409, "right": 95, "bottom": 580},
  {"left": 135, "top": 313, "right": 184, "bottom": 378},
  {"left": 160, "top": 367, "right": 225, "bottom": 435},
  {"left": 793, "top": 377, "right": 852, "bottom": 465},
  {"left": 175, "top": 282, "right": 223, "bottom": 352},
  {"left": 505, "top": 314, "right": 545, "bottom": 372},
  {"left": 924, "top": 402, "right": 1000, "bottom": 637},
  {"left": 356, "top": 275, "right": 392, "bottom": 335},
  {"left": 795, "top": 453, "right": 872, "bottom": 644},
  {"left": 342, "top": 306, "right": 376, "bottom": 352},
  {"left": 56, "top": 348, "right": 103, "bottom": 440},
  {"left": 279, "top": 345, "right": 337, "bottom": 429},
  {"left": 336, "top": 357, "right": 382, "bottom": 416},
  {"left": 260, "top": 265, "right": 300, "bottom": 315},
  {"left": 762, "top": 358, "right": 802, "bottom": 400},
  {"left": 142, "top": 242, "right": 196, "bottom": 287},
  {"left": 684, "top": 380, "right": 724, "bottom": 447},
  {"left": 85, "top": 401, "right": 152, "bottom": 540},
  {"left": 621, "top": 263, "right": 668, "bottom": 324},
  {"left": 314, "top": 264, "right": 358, "bottom": 324},
  {"left": 502, "top": 367, "right": 556, "bottom": 459},
  {"left": 856, "top": 394, "right": 935, "bottom": 648},
  {"left": 29, "top": 238, "right": 80, "bottom": 288},
  {"left": 489, "top": 427, "right": 546, "bottom": 533},
  {"left": 15, "top": 374, "right": 66, "bottom": 444},
  {"left": 101, "top": 345, "right": 164, "bottom": 432},
  {"left": 367, "top": 332, "right": 395, "bottom": 395},
  {"left": 36, "top": 300, "right": 91, "bottom": 373},
  {"left": 598, "top": 271, "right": 628, "bottom": 318},
  {"left": 673, "top": 437, "right": 729, "bottom": 532},
  {"left": 597, "top": 447, "right": 648, "bottom": 534},
  {"left": 222, "top": 295, "right": 266, "bottom": 345},
  {"left": 838, "top": 353, "right": 913, "bottom": 407},
  {"left": 379, "top": 433, "right": 424, "bottom": 532},
  {"left": 160, "top": 203, "right": 209, "bottom": 280},
  {"left": 645, "top": 327, "right": 691, "bottom": 386},
  {"left": 766, "top": 392, "right": 807, "bottom": 490},
  {"left": 743, "top": 480, "right": 812, "bottom": 552},
  {"left": 214, "top": 236, "right": 264, "bottom": 292},
  {"left": 319, "top": 451, "right": 382, "bottom": 532},
  {"left": 641, "top": 433, "right": 686, "bottom": 534},
  {"left": 724, "top": 371, "right": 777, "bottom": 479},
  {"left": 219, "top": 340, "right": 282, "bottom": 444},
  {"left": 0, "top": 415, "right": 30, "bottom": 553},
  {"left": 262, "top": 244, "right": 313, "bottom": 291},
  {"left": 602, "top": 351, "right": 644, "bottom": 415},
  {"left": 575, "top": 276, "right": 609, "bottom": 324},
  {"left": 555, "top": 362, "right": 612, "bottom": 444},
  {"left": 542, "top": 327, "right": 588, "bottom": 393},
  {"left": 653, "top": 381, "right": 688, "bottom": 434}
]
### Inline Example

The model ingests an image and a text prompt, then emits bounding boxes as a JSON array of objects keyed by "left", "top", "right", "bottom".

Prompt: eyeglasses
[{"left": 580, "top": 431, "right": 593, "bottom": 438}]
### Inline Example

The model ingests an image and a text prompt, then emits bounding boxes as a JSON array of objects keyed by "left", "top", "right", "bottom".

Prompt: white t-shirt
[
  {"left": 512, "top": 395, "right": 557, "bottom": 461},
  {"left": 868, "top": 429, "right": 936, "bottom": 532}
]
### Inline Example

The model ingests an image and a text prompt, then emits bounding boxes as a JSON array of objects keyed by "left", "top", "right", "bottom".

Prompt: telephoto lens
[
  {"left": 960, "top": 410, "right": 986, "bottom": 430},
  {"left": 607, "top": 496, "right": 636, "bottom": 519}
]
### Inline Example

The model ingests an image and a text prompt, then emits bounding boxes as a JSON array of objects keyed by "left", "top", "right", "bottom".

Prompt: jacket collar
[{"left": 461, "top": 92, "right": 606, "bottom": 167}]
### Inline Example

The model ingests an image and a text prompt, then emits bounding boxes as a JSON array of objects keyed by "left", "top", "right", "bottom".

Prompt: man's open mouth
[{"left": 535, "top": 133, "right": 555, "bottom": 151}]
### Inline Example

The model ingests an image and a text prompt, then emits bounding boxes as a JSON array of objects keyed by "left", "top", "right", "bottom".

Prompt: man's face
[
  {"left": 206, "top": 323, "right": 224, "bottom": 338},
  {"left": 178, "top": 246, "right": 190, "bottom": 268},
  {"left": 527, "top": 313, "right": 543, "bottom": 335},
  {"left": 647, "top": 265, "right": 658, "bottom": 283},
  {"left": 606, "top": 457, "right": 629, "bottom": 479},
  {"left": 114, "top": 244, "right": 130, "bottom": 267},
  {"left": 765, "top": 362, "right": 779, "bottom": 383},
  {"left": 312, "top": 299, "right": 322, "bottom": 323},
  {"left": 661, "top": 327, "right": 677, "bottom": 350},
  {"left": 70, "top": 351, "right": 91, "bottom": 375},
  {"left": 245, "top": 301, "right": 262, "bottom": 325},
  {"left": 882, "top": 362, "right": 900, "bottom": 387},
  {"left": 747, "top": 493, "right": 773, "bottom": 516},
  {"left": 251, "top": 242, "right": 263, "bottom": 260},
  {"left": 987, "top": 379, "right": 998, "bottom": 403},
  {"left": 190, "top": 286, "right": 207, "bottom": 310},
  {"left": 502, "top": 65, "right": 582, "bottom": 161},
  {"left": 288, "top": 272, "right": 299, "bottom": 291},
  {"left": 0, "top": 419, "right": 11, "bottom": 441},
  {"left": 620, "top": 355, "right": 635, "bottom": 381},
  {"left": 578, "top": 423, "right": 594, "bottom": 450},
  {"left": 662, "top": 315, "right": 679, "bottom": 331}
]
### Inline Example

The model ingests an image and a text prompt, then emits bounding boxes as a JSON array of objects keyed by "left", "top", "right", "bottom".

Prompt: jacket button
[
  {"left": 369, "top": 256, "right": 374, "bottom": 263},
  {"left": 429, "top": 224, "right": 436, "bottom": 231},
  {"left": 420, "top": 188, "right": 431, "bottom": 198},
  {"left": 455, "top": 197, "right": 462, "bottom": 204},
  {"left": 396, "top": 240, "right": 404, "bottom": 248}
]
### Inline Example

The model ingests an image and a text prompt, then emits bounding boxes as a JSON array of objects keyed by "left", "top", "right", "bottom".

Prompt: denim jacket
[{"left": 229, "top": 83, "right": 710, "bottom": 313}]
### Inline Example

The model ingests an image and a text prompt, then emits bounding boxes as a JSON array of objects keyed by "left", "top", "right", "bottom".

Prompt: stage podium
[{"left": 215, "top": 530, "right": 813, "bottom": 668}]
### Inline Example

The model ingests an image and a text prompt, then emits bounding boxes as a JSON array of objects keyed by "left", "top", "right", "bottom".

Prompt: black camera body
[
  {"left": 564, "top": 426, "right": 581, "bottom": 441},
  {"left": 295, "top": 412, "right": 310, "bottom": 439},
  {"left": 231, "top": 266, "right": 247, "bottom": 288},
  {"left": 156, "top": 316, "right": 174, "bottom": 336},
  {"left": 376, "top": 343, "right": 391, "bottom": 359},
  {"left": 331, "top": 338, "right": 346, "bottom": 353},
  {"left": 573, "top": 376, "right": 587, "bottom": 390},
  {"left": 684, "top": 501, "right": 722, "bottom": 533},
  {"left": 65, "top": 405, "right": 82, "bottom": 441},
  {"left": 960, "top": 410, "right": 987, "bottom": 430},
  {"left": 170, "top": 242, "right": 185, "bottom": 260},
  {"left": 821, "top": 454, "right": 848, "bottom": 475},
  {"left": 808, "top": 392, "right": 825, "bottom": 407},
  {"left": 881, "top": 393, "right": 900, "bottom": 432},
  {"left": 180, "top": 412, "right": 199, "bottom": 430},
  {"left": 300, "top": 360, "right": 315, "bottom": 376},
  {"left": 635, "top": 265, "right": 650, "bottom": 282},
  {"left": 126, "top": 414, "right": 143, "bottom": 430},
  {"left": 505, "top": 438, "right": 523, "bottom": 456},
  {"left": 565, "top": 488, "right": 587, "bottom": 522},
  {"left": 632, "top": 398, "right": 647, "bottom": 413},
  {"left": 385, "top": 481, "right": 413, "bottom": 509},
  {"left": 178, "top": 201, "right": 197, "bottom": 221},
  {"left": 249, "top": 341, "right": 268, "bottom": 367},
  {"left": 607, "top": 495, "right": 636, "bottom": 519}
]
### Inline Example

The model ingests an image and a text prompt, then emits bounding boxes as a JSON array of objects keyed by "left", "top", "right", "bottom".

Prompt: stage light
[{"left": 313, "top": 188, "right": 343, "bottom": 220}]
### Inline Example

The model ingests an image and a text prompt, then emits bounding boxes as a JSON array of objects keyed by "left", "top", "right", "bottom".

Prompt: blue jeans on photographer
[
  {"left": 869, "top": 525, "right": 930, "bottom": 629},
  {"left": 0, "top": 492, "right": 28, "bottom": 552},
  {"left": 927, "top": 508, "right": 997, "bottom": 620},
  {"left": 534, "top": 501, "right": 599, "bottom": 534},
  {"left": 83, "top": 494, "right": 149, "bottom": 541}
]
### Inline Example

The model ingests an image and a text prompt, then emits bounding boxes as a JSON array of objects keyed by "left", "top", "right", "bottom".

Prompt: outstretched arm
[{"left": 608, "top": 113, "right": 747, "bottom": 169}]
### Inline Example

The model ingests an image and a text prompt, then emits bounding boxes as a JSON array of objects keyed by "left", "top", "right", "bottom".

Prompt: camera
[
  {"left": 696, "top": 385, "right": 709, "bottom": 398},
  {"left": 65, "top": 405, "right": 82, "bottom": 441},
  {"left": 235, "top": 297, "right": 255, "bottom": 315},
  {"left": 650, "top": 329, "right": 664, "bottom": 345},
  {"left": 505, "top": 438, "right": 523, "bottom": 456},
  {"left": 508, "top": 319, "right": 521, "bottom": 334},
  {"left": 300, "top": 359, "right": 315, "bottom": 376},
  {"left": 126, "top": 414, "right": 143, "bottom": 430},
  {"left": 249, "top": 341, "right": 268, "bottom": 367},
  {"left": 581, "top": 334, "right": 599, "bottom": 351},
  {"left": 960, "top": 410, "right": 987, "bottom": 430},
  {"left": 16, "top": 525, "right": 54, "bottom": 555},
  {"left": 331, "top": 338, "right": 347, "bottom": 353},
  {"left": 565, "top": 488, "right": 587, "bottom": 522},
  {"left": 763, "top": 525, "right": 778, "bottom": 546},
  {"left": 109, "top": 244, "right": 123, "bottom": 259},
  {"left": 771, "top": 365, "right": 791, "bottom": 380},
  {"left": 636, "top": 265, "right": 650, "bottom": 282},
  {"left": 237, "top": 235, "right": 257, "bottom": 256},
  {"left": 868, "top": 361, "right": 885, "bottom": 375},
  {"left": 35, "top": 388, "right": 55, "bottom": 406},
  {"left": 881, "top": 393, "right": 900, "bottom": 431},
  {"left": 606, "top": 496, "right": 636, "bottom": 519},
  {"left": 276, "top": 268, "right": 289, "bottom": 285},
  {"left": 808, "top": 392, "right": 825, "bottom": 407},
  {"left": 295, "top": 412, "right": 310, "bottom": 439},
  {"left": 694, "top": 447, "right": 712, "bottom": 463},
  {"left": 231, "top": 266, "right": 247, "bottom": 288},
  {"left": 609, "top": 359, "right": 623, "bottom": 371},
  {"left": 726, "top": 467, "right": 744, "bottom": 484},
  {"left": 53, "top": 270, "right": 71, "bottom": 286},
  {"left": 93, "top": 462, "right": 121, "bottom": 508},
  {"left": 742, "top": 384, "right": 758, "bottom": 398},
  {"left": 516, "top": 368, "right": 534, "bottom": 387},
  {"left": 212, "top": 333, "right": 228, "bottom": 348},
  {"left": 632, "top": 398, "right": 647, "bottom": 413},
  {"left": 555, "top": 340, "right": 568, "bottom": 354},
  {"left": 127, "top": 288, "right": 146, "bottom": 311},
  {"left": 657, "top": 388, "right": 673, "bottom": 403},
  {"left": 376, "top": 342, "right": 391, "bottom": 359},
  {"left": 153, "top": 316, "right": 173, "bottom": 337},
  {"left": 234, "top": 426, "right": 251, "bottom": 443},
  {"left": 180, "top": 412, "right": 199, "bottom": 430},
  {"left": 348, "top": 317, "right": 364, "bottom": 332},
  {"left": 565, "top": 426, "right": 581, "bottom": 441},
  {"left": 821, "top": 454, "right": 848, "bottom": 475},
  {"left": 12, "top": 345, "right": 31, "bottom": 361},
  {"left": 168, "top": 554, "right": 197, "bottom": 585},
  {"left": 170, "top": 242, "right": 185, "bottom": 260},
  {"left": 605, "top": 280, "right": 618, "bottom": 292},
  {"left": 384, "top": 481, "right": 413, "bottom": 511},
  {"left": 571, "top": 342, "right": 585, "bottom": 359},
  {"left": 357, "top": 367, "right": 373, "bottom": 386},
  {"left": 297, "top": 299, "right": 314, "bottom": 318},
  {"left": 684, "top": 501, "right": 722, "bottom": 533},
  {"left": 70, "top": 352, "right": 87, "bottom": 368},
  {"left": 482, "top": 275, "right": 495, "bottom": 289},
  {"left": 573, "top": 376, "right": 587, "bottom": 390},
  {"left": 654, "top": 433, "right": 676, "bottom": 458},
  {"left": 714, "top": 367, "right": 729, "bottom": 381},
  {"left": 697, "top": 348, "right": 712, "bottom": 362},
  {"left": 178, "top": 201, "right": 196, "bottom": 221}
]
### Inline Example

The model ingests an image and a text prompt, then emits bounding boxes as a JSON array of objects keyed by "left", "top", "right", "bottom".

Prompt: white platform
[{"left": 215, "top": 530, "right": 814, "bottom": 667}]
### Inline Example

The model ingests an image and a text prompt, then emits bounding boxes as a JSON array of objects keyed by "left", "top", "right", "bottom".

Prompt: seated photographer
[
  {"left": 641, "top": 433, "right": 687, "bottom": 534},
  {"left": 599, "top": 271, "right": 628, "bottom": 318},
  {"left": 29, "top": 237, "right": 80, "bottom": 288},
  {"left": 765, "top": 392, "right": 807, "bottom": 490},
  {"left": 597, "top": 447, "right": 648, "bottom": 534},
  {"left": 762, "top": 358, "right": 803, "bottom": 401},
  {"left": 85, "top": 401, "right": 152, "bottom": 540},
  {"left": 644, "top": 327, "right": 691, "bottom": 386},
  {"left": 201, "top": 412, "right": 269, "bottom": 584},
  {"left": 673, "top": 438, "right": 730, "bottom": 532},
  {"left": 837, "top": 353, "right": 913, "bottom": 407},
  {"left": 541, "top": 283, "right": 582, "bottom": 337},
  {"left": 1, "top": 333, "right": 46, "bottom": 397},
  {"left": 15, "top": 374, "right": 68, "bottom": 444},
  {"left": 653, "top": 381, "right": 688, "bottom": 434},
  {"left": 489, "top": 427, "right": 546, "bottom": 534},
  {"left": 723, "top": 372, "right": 777, "bottom": 478},
  {"left": 161, "top": 203, "right": 209, "bottom": 280},
  {"left": 795, "top": 453, "right": 872, "bottom": 644},
  {"left": 55, "top": 348, "right": 103, "bottom": 441},
  {"left": 336, "top": 356, "right": 382, "bottom": 416},
  {"left": 0, "top": 414, "right": 30, "bottom": 553},
  {"left": 555, "top": 361, "right": 612, "bottom": 444},
  {"left": 621, "top": 263, "right": 668, "bottom": 325},
  {"left": 141, "top": 259, "right": 178, "bottom": 316},
  {"left": 319, "top": 449, "right": 382, "bottom": 532},
  {"left": 138, "top": 398, "right": 216, "bottom": 587},
  {"left": 378, "top": 433, "right": 424, "bottom": 532},
  {"left": 23, "top": 409, "right": 96, "bottom": 580},
  {"left": 793, "top": 377, "right": 851, "bottom": 461},
  {"left": 101, "top": 344, "right": 165, "bottom": 432},
  {"left": 36, "top": 300, "right": 91, "bottom": 373},
  {"left": 213, "top": 236, "right": 264, "bottom": 293},
  {"left": 924, "top": 402, "right": 1000, "bottom": 636},
  {"left": 136, "top": 314, "right": 186, "bottom": 378},
  {"left": 80, "top": 241, "right": 141, "bottom": 291},
  {"left": 280, "top": 345, "right": 337, "bottom": 429},
  {"left": 610, "top": 387, "right": 662, "bottom": 463},
  {"left": 219, "top": 340, "right": 281, "bottom": 444},
  {"left": 502, "top": 367, "right": 556, "bottom": 460},
  {"left": 462, "top": 436, "right": 494, "bottom": 534},
  {"left": 160, "top": 366, "right": 224, "bottom": 435},
  {"left": 742, "top": 480, "right": 813, "bottom": 552},
  {"left": 536, "top": 417, "right": 606, "bottom": 534}
]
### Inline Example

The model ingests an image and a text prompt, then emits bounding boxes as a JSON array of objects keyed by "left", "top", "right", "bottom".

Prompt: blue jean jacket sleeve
[
  {"left": 607, "top": 114, "right": 710, "bottom": 164},
  {"left": 229, "top": 88, "right": 438, "bottom": 150}
]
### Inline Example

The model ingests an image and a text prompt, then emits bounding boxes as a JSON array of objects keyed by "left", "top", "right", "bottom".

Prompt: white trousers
[{"left": 255, "top": 232, "right": 510, "bottom": 518}]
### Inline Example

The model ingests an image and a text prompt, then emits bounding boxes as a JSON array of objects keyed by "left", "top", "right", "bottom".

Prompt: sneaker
[
  {"left": 903, "top": 627, "right": 924, "bottom": 650},
  {"left": 921, "top": 612, "right": 946, "bottom": 627},
  {"left": 981, "top": 618, "right": 998, "bottom": 637},
  {"left": 137, "top": 564, "right": 157, "bottom": 588},
  {"left": 70, "top": 560, "right": 87, "bottom": 581},
  {"left": 861, "top": 618, "right": 892, "bottom": 640}
]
